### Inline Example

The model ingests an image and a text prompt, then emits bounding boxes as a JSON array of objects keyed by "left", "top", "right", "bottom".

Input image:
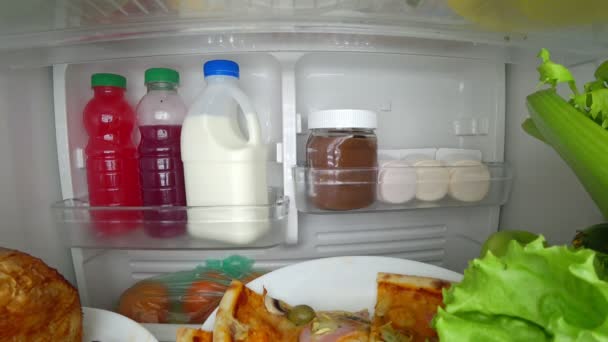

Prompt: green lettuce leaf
[{"left": 434, "top": 237, "right": 608, "bottom": 341}]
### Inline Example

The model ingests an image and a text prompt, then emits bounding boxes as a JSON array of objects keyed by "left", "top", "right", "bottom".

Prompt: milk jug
[{"left": 181, "top": 59, "right": 269, "bottom": 243}]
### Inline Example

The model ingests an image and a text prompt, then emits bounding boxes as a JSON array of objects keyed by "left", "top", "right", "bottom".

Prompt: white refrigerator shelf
[
  {"left": 293, "top": 162, "right": 512, "bottom": 213},
  {"left": 52, "top": 189, "right": 289, "bottom": 249}
]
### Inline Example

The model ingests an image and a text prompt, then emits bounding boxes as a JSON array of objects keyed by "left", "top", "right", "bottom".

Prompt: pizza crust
[
  {"left": 376, "top": 272, "right": 451, "bottom": 292},
  {"left": 213, "top": 280, "right": 303, "bottom": 341},
  {"left": 176, "top": 327, "right": 213, "bottom": 342},
  {"left": 213, "top": 281, "right": 246, "bottom": 342}
]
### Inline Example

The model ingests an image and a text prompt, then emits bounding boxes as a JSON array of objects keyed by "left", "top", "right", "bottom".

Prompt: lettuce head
[{"left": 434, "top": 237, "right": 608, "bottom": 341}]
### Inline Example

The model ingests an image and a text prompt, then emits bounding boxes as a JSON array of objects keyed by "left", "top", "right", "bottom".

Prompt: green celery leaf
[
  {"left": 538, "top": 48, "right": 551, "bottom": 64},
  {"left": 537, "top": 48, "right": 578, "bottom": 94},
  {"left": 589, "top": 88, "right": 608, "bottom": 121},
  {"left": 595, "top": 60, "right": 608, "bottom": 81},
  {"left": 571, "top": 93, "right": 590, "bottom": 112},
  {"left": 585, "top": 80, "right": 606, "bottom": 92}
]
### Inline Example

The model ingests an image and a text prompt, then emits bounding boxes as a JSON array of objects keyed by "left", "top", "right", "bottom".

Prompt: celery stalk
[
  {"left": 526, "top": 89, "right": 608, "bottom": 218},
  {"left": 521, "top": 118, "right": 546, "bottom": 143}
]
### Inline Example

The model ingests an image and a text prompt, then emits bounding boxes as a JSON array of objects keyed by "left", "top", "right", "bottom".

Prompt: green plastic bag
[{"left": 117, "top": 255, "right": 264, "bottom": 324}]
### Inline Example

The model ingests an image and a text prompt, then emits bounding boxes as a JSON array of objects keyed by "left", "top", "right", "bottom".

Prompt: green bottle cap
[
  {"left": 144, "top": 68, "right": 180, "bottom": 85},
  {"left": 91, "top": 73, "right": 127, "bottom": 88}
]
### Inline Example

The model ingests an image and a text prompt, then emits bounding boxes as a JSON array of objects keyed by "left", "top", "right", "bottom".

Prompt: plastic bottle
[
  {"left": 83, "top": 73, "right": 142, "bottom": 233},
  {"left": 136, "top": 68, "right": 188, "bottom": 237},
  {"left": 181, "top": 60, "right": 269, "bottom": 244}
]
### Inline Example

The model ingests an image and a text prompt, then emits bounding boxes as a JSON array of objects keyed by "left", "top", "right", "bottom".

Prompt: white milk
[
  {"left": 181, "top": 114, "right": 268, "bottom": 206},
  {"left": 181, "top": 63, "right": 269, "bottom": 244}
]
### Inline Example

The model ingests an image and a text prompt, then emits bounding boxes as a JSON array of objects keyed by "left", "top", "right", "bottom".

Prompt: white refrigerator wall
[{"left": 0, "top": 67, "right": 73, "bottom": 282}]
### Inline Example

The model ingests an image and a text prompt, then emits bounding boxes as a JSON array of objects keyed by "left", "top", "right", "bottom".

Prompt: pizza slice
[
  {"left": 213, "top": 280, "right": 303, "bottom": 341},
  {"left": 214, "top": 280, "right": 372, "bottom": 342},
  {"left": 370, "top": 273, "right": 451, "bottom": 342},
  {"left": 176, "top": 327, "right": 213, "bottom": 342}
]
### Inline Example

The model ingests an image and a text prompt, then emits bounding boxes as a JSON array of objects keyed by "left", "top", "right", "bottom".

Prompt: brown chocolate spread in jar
[{"left": 306, "top": 109, "right": 378, "bottom": 210}]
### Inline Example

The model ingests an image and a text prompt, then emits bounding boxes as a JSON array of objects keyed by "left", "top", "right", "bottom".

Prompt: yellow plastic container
[{"left": 448, "top": 0, "right": 608, "bottom": 32}]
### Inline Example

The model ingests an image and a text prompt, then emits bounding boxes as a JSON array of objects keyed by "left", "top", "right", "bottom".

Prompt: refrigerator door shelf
[
  {"left": 52, "top": 189, "right": 289, "bottom": 249},
  {"left": 294, "top": 162, "right": 512, "bottom": 213}
]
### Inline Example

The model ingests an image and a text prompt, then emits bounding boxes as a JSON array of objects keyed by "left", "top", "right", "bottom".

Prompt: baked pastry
[{"left": 0, "top": 248, "right": 82, "bottom": 341}]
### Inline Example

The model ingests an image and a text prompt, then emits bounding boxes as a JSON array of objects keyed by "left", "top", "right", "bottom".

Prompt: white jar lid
[{"left": 308, "top": 109, "right": 377, "bottom": 129}]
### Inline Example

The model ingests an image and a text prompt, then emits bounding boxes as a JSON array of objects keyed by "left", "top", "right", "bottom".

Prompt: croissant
[{"left": 0, "top": 248, "right": 82, "bottom": 341}]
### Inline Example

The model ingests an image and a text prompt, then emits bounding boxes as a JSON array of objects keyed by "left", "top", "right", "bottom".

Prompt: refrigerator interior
[
  {"left": 54, "top": 49, "right": 507, "bottom": 254},
  {"left": 0, "top": 0, "right": 607, "bottom": 340}
]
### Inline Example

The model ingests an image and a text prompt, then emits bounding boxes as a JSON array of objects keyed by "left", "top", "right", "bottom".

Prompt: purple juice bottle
[{"left": 136, "top": 68, "right": 187, "bottom": 237}]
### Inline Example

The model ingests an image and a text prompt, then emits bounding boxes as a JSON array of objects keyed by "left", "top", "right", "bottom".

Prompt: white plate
[
  {"left": 202, "top": 256, "right": 462, "bottom": 330},
  {"left": 83, "top": 307, "right": 158, "bottom": 342}
]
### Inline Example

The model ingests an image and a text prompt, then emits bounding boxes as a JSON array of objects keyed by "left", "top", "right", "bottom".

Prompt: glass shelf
[
  {"left": 52, "top": 189, "right": 288, "bottom": 249},
  {"left": 1, "top": 1, "right": 606, "bottom": 67},
  {"left": 293, "top": 162, "right": 512, "bottom": 213}
]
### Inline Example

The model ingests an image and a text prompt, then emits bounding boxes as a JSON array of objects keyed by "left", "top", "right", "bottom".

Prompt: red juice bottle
[
  {"left": 83, "top": 73, "right": 142, "bottom": 234},
  {"left": 136, "top": 68, "right": 187, "bottom": 237}
]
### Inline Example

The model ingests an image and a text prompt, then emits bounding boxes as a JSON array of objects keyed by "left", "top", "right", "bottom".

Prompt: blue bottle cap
[{"left": 203, "top": 60, "right": 239, "bottom": 78}]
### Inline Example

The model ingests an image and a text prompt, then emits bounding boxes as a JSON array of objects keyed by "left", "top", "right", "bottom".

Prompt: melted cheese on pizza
[{"left": 233, "top": 286, "right": 302, "bottom": 342}]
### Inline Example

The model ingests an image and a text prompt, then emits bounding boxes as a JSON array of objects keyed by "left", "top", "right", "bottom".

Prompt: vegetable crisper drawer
[
  {"left": 52, "top": 188, "right": 288, "bottom": 249},
  {"left": 294, "top": 162, "right": 512, "bottom": 213}
]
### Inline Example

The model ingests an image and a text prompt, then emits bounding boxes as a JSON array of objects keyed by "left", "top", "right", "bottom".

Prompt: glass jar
[{"left": 306, "top": 109, "right": 378, "bottom": 210}]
